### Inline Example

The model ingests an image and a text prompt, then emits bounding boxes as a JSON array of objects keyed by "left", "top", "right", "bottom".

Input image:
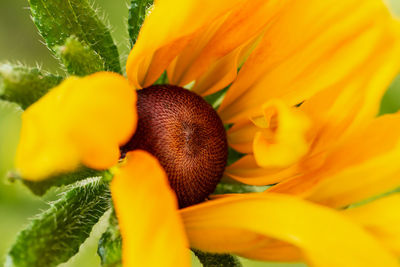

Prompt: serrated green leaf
[
  {"left": 56, "top": 36, "right": 105, "bottom": 76},
  {"left": 128, "top": 0, "right": 153, "bottom": 48},
  {"left": 5, "top": 177, "right": 111, "bottom": 267},
  {"left": 98, "top": 211, "right": 122, "bottom": 267},
  {"left": 192, "top": 249, "right": 242, "bottom": 267},
  {"left": 0, "top": 63, "right": 63, "bottom": 109},
  {"left": 14, "top": 167, "right": 104, "bottom": 196},
  {"left": 29, "top": 0, "right": 121, "bottom": 73}
]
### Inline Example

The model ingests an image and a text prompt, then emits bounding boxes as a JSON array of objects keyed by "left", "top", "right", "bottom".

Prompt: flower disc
[{"left": 123, "top": 85, "right": 228, "bottom": 208}]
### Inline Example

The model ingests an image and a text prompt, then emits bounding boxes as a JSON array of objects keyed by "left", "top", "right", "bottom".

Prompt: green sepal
[
  {"left": 192, "top": 249, "right": 243, "bottom": 267},
  {"left": 55, "top": 36, "right": 105, "bottom": 76},
  {"left": 5, "top": 177, "right": 111, "bottom": 267},
  {"left": 7, "top": 167, "right": 104, "bottom": 196},
  {"left": 128, "top": 0, "right": 153, "bottom": 47},
  {"left": 28, "top": 0, "right": 121, "bottom": 73},
  {"left": 98, "top": 211, "right": 122, "bottom": 267},
  {"left": 0, "top": 63, "right": 63, "bottom": 109}
]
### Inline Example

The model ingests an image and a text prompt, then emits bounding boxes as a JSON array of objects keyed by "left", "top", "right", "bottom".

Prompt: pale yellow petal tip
[
  {"left": 15, "top": 72, "right": 137, "bottom": 181},
  {"left": 252, "top": 100, "right": 310, "bottom": 169}
]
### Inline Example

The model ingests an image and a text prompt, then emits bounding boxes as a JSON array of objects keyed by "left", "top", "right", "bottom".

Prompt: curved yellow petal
[
  {"left": 111, "top": 150, "right": 190, "bottom": 267},
  {"left": 15, "top": 72, "right": 136, "bottom": 180},
  {"left": 269, "top": 113, "right": 400, "bottom": 208},
  {"left": 224, "top": 155, "right": 300, "bottom": 185},
  {"left": 167, "top": 0, "right": 288, "bottom": 92},
  {"left": 126, "top": 0, "right": 244, "bottom": 88},
  {"left": 181, "top": 193, "right": 399, "bottom": 266},
  {"left": 219, "top": 0, "right": 400, "bottom": 123},
  {"left": 227, "top": 120, "right": 258, "bottom": 154},
  {"left": 298, "top": 23, "right": 400, "bottom": 157},
  {"left": 343, "top": 194, "right": 400, "bottom": 256},
  {"left": 252, "top": 100, "right": 311, "bottom": 169}
]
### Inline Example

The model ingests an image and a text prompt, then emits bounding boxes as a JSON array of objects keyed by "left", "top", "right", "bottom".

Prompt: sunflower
[{"left": 12, "top": 0, "right": 400, "bottom": 266}]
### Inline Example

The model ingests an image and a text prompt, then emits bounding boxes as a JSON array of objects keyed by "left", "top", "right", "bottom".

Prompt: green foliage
[
  {"left": 227, "top": 147, "right": 245, "bottom": 166},
  {"left": 213, "top": 183, "right": 269, "bottom": 195},
  {"left": 5, "top": 177, "right": 111, "bottom": 267},
  {"left": 0, "top": 63, "right": 63, "bottom": 109},
  {"left": 16, "top": 167, "right": 104, "bottom": 196},
  {"left": 28, "top": 0, "right": 121, "bottom": 73},
  {"left": 128, "top": 0, "right": 153, "bottom": 47},
  {"left": 380, "top": 74, "right": 400, "bottom": 115},
  {"left": 192, "top": 249, "right": 242, "bottom": 267},
  {"left": 204, "top": 87, "right": 229, "bottom": 109},
  {"left": 154, "top": 70, "right": 168, "bottom": 85},
  {"left": 56, "top": 36, "right": 105, "bottom": 76},
  {"left": 98, "top": 211, "right": 122, "bottom": 267}
]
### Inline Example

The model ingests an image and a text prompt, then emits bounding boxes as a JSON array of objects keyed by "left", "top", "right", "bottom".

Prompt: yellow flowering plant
[{"left": 2, "top": 0, "right": 400, "bottom": 267}]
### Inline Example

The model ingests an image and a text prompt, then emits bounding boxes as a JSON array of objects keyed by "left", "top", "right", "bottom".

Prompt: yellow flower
[{"left": 14, "top": 0, "right": 400, "bottom": 266}]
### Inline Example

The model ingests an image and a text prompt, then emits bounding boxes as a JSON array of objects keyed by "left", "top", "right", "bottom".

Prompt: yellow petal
[
  {"left": 111, "top": 150, "right": 190, "bottom": 267},
  {"left": 224, "top": 155, "right": 299, "bottom": 185},
  {"left": 227, "top": 119, "right": 259, "bottom": 154},
  {"left": 219, "top": 0, "right": 400, "bottom": 123},
  {"left": 343, "top": 194, "right": 400, "bottom": 256},
  {"left": 298, "top": 23, "right": 400, "bottom": 157},
  {"left": 181, "top": 193, "right": 399, "bottom": 266},
  {"left": 252, "top": 99, "right": 311, "bottom": 169},
  {"left": 167, "top": 0, "right": 287, "bottom": 91},
  {"left": 126, "top": 0, "right": 245, "bottom": 88},
  {"left": 15, "top": 72, "right": 136, "bottom": 180},
  {"left": 269, "top": 113, "right": 400, "bottom": 208}
]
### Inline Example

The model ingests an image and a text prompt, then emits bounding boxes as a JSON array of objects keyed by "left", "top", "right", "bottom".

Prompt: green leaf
[
  {"left": 128, "top": 0, "right": 153, "bottom": 48},
  {"left": 192, "top": 249, "right": 242, "bottom": 267},
  {"left": 29, "top": 0, "right": 121, "bottom": 73},
  {"left": 5, "top": 177, "right": 111, "bottom": 267},
  {"left": 55, "top": 36, "right": 105, "bottom": 76},
  {"left": 98, "top": 211, "right": 122, "bottom": 267},
  {"left": 0, "top": 63, "right": 63, "bottom": 109},
  {"left": 8, "top": 167, "right": 104, "bottom": 196}
]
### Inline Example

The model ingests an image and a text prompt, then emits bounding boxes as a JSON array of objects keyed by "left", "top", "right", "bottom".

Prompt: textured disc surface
[{"left": 123, "top": 85, "right": 228, "bottom": 208}]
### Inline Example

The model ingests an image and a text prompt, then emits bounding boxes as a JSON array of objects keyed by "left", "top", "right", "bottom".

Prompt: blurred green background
[{"left": 1, "top": 0, "right": 400, "bottom": 266}]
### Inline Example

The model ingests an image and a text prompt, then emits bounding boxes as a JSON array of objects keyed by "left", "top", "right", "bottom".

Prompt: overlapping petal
[
  {"left": 269, "top": 112, "right": 400, "bottom": 208},
  {"left": 126, "top": 0, "right": 288, "bottom": 91},
  {"left": 15, "top": 72, "right": 137, "bottom": 180},
  {"left": 343, "top": 194, "right": 400, "bottom": 256},
  {"left": 111, "top": 150, "right": 190, "bottom": 267},
  {"left": 252, "top": 100, "right": 311, "bottom": 169},
  {"left": 224, "top": 155, "right": 300, "bottom": 186},
  {"left": 181, "top": 193, "right": 399, "bottom": 266},
  {"left": 219, "top": 0, "right": 400, "bottom": 124},
  {"left": 126, "top": 0, "right": 243, "bottom": 88}
]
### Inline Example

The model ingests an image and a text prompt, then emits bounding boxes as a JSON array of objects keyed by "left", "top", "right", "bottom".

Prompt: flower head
[{"left": 12, "top": 0, "right": 400, "bottom": 266}]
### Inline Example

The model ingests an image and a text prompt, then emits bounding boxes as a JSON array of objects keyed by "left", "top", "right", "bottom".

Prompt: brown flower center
[{"left": 122, "top": 85, "right": 228, "bottom": 208}]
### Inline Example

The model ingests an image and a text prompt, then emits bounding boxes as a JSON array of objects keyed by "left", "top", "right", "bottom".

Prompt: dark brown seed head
[{"left": 122, "top": 85, "right": 228, "bottom": 208}]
